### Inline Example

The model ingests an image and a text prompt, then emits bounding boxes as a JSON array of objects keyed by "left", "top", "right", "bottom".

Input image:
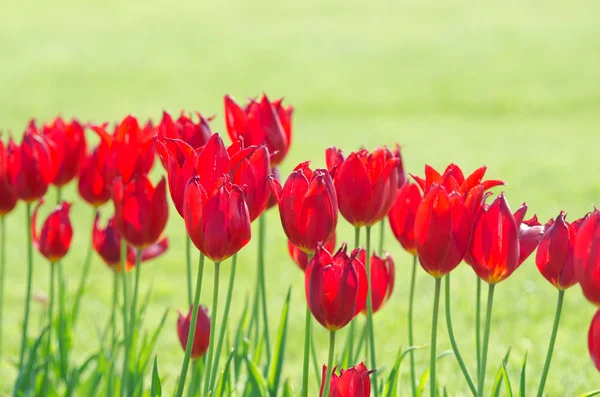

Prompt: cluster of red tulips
[{"left": 1, "top": 92, "right": 599, "bottom": 396}]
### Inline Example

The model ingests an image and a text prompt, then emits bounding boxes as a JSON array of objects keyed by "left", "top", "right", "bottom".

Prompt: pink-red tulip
[
  {"left": 31, "top": 200, "right": 73, "bottom": 263},
  {"left": 0, "top": 137, "right": 18, "bottom": 215},
  {"left": 388, "top": 183, "right": 422, "bottom": 255},
  {"left": 358, "top": 250, "right": 395, "bottom": 314},
  {"left": 320, "top": 362, "right": 373, "bottom": 397},
  {"left": 43, "top": 117, "right": 87, "bottom": 187},
  {"left": 575, "top": 210, "right": 600, "bottom": 306},
  {"left": 288, "top": 231, "right": 336, "bottom": 272},
  {"left": 157, "top": 111, "right": 213, "bottom": 150},
  {"left": 177, "top": 305, "right": 210, "bottom": 360}
]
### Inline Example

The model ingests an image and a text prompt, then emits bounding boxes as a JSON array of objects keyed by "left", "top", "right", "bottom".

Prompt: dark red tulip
[
  {"left": 224, "top": 94, "right": 292, "bottom": 165},
  {"left": 157, "top": 111, "right": 213, "bottom": 150},
  {"left": 91, "top": 115, "right": 156, "bottom": 184},
  {"left": 0, "top": 137, "right": 18, "bottom": 215},
  {"left": 113, "top": 175, "right": 168, "bottom": 249},
  {"left": 265, "top": 166, "right": 280, "bottom": 210},
  {"left": 288, "top": 231, "right": 337, "bottom": 272},
  {"left": 536, "top": 211, "right": 580, "bottom": 290},
  {"left": 589, "top": 310, "right": 600, "bottom": 371},
  {"left": 412, "top": 164, "right": 504, "bottom": 196},
  {"left": 270, "top": 161, "right": 338, "bottom": 254},
  {"left": 177, "top": 305, "right": 211, "bottom": 360},
  {"left": 327, "top": 147, "right": 399, "bottom": 228},
  {"left": 392, "top": 143, "right": 407, "bottom": 188},
  {"left": 305, "top": 244, "right": 367, "bottom": 331},
  {"left": 92, "top": 214, "right": 168, "bottom": 272},
  {"left": 388, "top": 183, "right": 422, "bottom": 255},
  {"left": 31, "top": 200, "right": 73, "bottom": 263},
  {"left": 228, "top": 141, "right": 271, "bottom": 222},
  {"left": 43, "top": 117, "right": 87, "bottom": 187},
  {"left": 78, "top": 143, "right": 112, "bottom": 207},
  {"left": 575, "top": 210, "right": 600, "bottom": 306},
  {"left": 358, "top": 250, "right": 395, "bottom": 314},
  {"left": 184, "top": 176, "right": 251, "bottom": 262},
  {"left": 320, "top": 362, "right": 373, "bottom": 397},
  {"left": 414, "top": 185, "right": 471, "bottom": 277}
]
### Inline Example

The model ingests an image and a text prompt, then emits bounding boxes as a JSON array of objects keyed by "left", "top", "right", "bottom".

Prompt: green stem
[
  {"left": 209, "top": 254, "right": 238, "bottom": 390},
  {"left": 310, "top": 328, "right": 321, "bottom": 389},
  {"left": 57, "top": 261, "right": 67, "bottom": 380},
  {"left": 445, "top": 275, "right": 477, "bottom": 396},
  {"left": 378, "top": 219, "right": 384, "bottom": 255},
  {"left": 120, "top": 241, "right": 130, "bottom": 397},
  {"left": 18, "top": 202, "right": 33, "bottom": 370},
  {"left": 477, "top": 283, "right": 495, "bottom": 397},
  {"left": 408, "top": 255, "right": 418, "bottom": 397},
  {"left": 203, "top": 262, "right": 221, "bottom": 396},
  {"left": 186, "top": 237, "right": 193, "bottom": 308},
  {"left": 127, "top": 249, "right": 143, "bottom": 393},
  {"left": 0, "top": 216, "right": 5, "bottom": 363},
  {"left": 475, "top": 276, "right": 481, "bottom": 377},
  {"left": 322, "top": 331, "right": 337, "bottom": 397},
  {"left": 352, "top": 321, "right": 368, "bottom": 365},
  {"left": 536, "top": 289, "right": 565, "bottom": 397},
  {"left": 430, "top": 277, "right": 442, "bottom": 397},
  {"left": 301, "top": 304, "right": 312, "bottom": 397},
  {"left": 174, "top": 253, "right": 205, "bottom": 397},
  {"left": 365, "top": 226, "right": 379, "bottom": 396},
  {"left": 71, "top": 209, "right": 96, "bottom": 325},
  {"left": 345, "top": 227, "right": 361, "bottom": 365},
  {"left": 56, "top": 187, "right": 62, "bottom": 204},
  {"left": 258, "top": 214, "right": 271, "bottom": 360},
  {"left": 43, "top": 263, "right": 56, "bottom": 396},
  {"left": 107, "top": 271, "right": 119, "bottom": 396}
]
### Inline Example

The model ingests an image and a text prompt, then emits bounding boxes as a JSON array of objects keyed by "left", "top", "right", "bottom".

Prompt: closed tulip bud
[
  {"left": 157, "top": 111, "right": 213, "bottom": 150},
  {"left": 113, "top": 175, "right": 168, "bottom": 249},
  {"left": 177, "top": 305, "right": 210, "bottom": 360},
  {"left": 184, "top": 176, "right": 251, "bottom": 262},
  {"left": 575, "top": 210, "right": 600, "bottom": 306},
  {"left": 392, "top": 143, "right": 407, "bottom": 189},
  {"left": 305, "top": 244, "right": 367, "bottom": 331},
  {"left": 328, "top": 147, "right": 399, "bottom": 228},
  {"left": 78, "top": 143, "right": 112, "bottom": 207},
  {"left": 320, "top": 362, "right": 374, "bottom": 397},
  {"left": 388, "top": 183, "right": 422, "bottom": 255},
  {"left": 43, "top": 117, "right": 87, "bottom": 187},
  {"left": 0, "top": 137, "right": 18, "bottom": 215},
  {"left": 414, "top": 185, "right": 471, "bottom": 278},
  {"left": 32, "top": 200, "right": 73, "bottom": 263},
  {"left": 270, "top": 161, "right": 338, "bottom": 254},
  {"left": 288, "top": 231, "right": 336, "bottom": 272},
  {"left": 358, "top": 250, "right": 395, "bottom": 314},
  {"left": 265, "top": 166, "right": 280, "bottom": 210}
]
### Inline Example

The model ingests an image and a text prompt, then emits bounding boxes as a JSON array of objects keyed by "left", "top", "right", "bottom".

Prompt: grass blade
[
  {"left": 151, "top": 355, "right": 162, "bottom": 397},
  {"left": 268, "top": 287, "right": 291, "bottom": 397}
]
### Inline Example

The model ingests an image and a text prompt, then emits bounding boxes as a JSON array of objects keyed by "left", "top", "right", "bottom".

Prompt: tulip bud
[
  {"left": 358, "top": 250, "right": 395, "bottom": 314},
  {"left": 320, "top": 362, "right": 374, "bottom": 397},
  {"left": 388, "top": 183, "right": 422, "bottom": 255},
  {"left": 32, "top": 200, "right": 73, "bottom": 263},
  {"left": 78, "top": 144, "right": 112, "bottom": 207},
  {"left": 177, "top": 305, "right": 210, "bottom": 360},
  {"left": 43, "top": 117, "right": 87, "bottom": 187},
  {"left": 575, "top": 210, "right": 600, "bottom": 306},
  {"left": 0, "top": 138, "right": 18, "bottom": 215}
]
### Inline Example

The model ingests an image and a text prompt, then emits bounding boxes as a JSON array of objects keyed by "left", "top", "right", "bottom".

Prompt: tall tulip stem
[
  {"left": 203, "top": 261, "right": 221, "bottom": 396},
  {"left": 475, "top": 276, "right": 482, "bottom": 376},
  {"left": 43, "top": 262, "right": 56, "bottom": 396},
  {"left": 0, "top": 216, "right": 5, "bottom": 363},
  {"left": 345, "top": 227, "right": 361, "bottom": 366},
  {"left": 18, "top": 202, "right": 34, "bottom": 370},
  {"left": 258, "top": 214, "right": 271, "bottom": 359},
  {"left": 72, "top": 208, "right": 97, "bottom": 325},
  {"left": 477, "top": 283, "right": 495, "bottom": 397},
  {"left": 365, "top": 226, "right": 379, "bottom": 396},
  {"left": 322, "top": 331, "right": 337, "bottom": 397},
  {"left": 127, "top": 249, "right": 143, "bottom": 391},
  {"left": 378, "top": 219, "right": 385, "bottom": 255},
  {"left": 57, "top": 261, "right": 68, "bottom": 379},
  {"left": 120, "top": 241, "right": 130, "bottom": 397},
  {"left": 430, "top": 277, "right": 442, "bottom": 397},
  {"left": 445, "top": 275, "right": 477, "bottom": 396},
  {"left": 536, "top": 289, "right": 565, "bottom": 397},
  {"left": 301, "top": 304, "right": 312, "bottom": 397},
  {"left": 185, "top": 237, "right": 193, "bottom": 307},
  {"left": 408, "top": 255, "right": 418, "bottom": 397},
  {"left": 175, "top": 253, "right": 205, "bottom": 397}
]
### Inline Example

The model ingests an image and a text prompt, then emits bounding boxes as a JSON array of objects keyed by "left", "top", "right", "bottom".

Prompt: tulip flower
[
  {"left": 0, "top": 137, "right": 17, "bottom": 215},
  {"left": 113, "top": 175, "right": 168, "bottom": 249},
  {"left": 320, "top": 363, "right": 373, "bottom": 397},
  {"left": 265, "top": 166, "right": 280, "bottom": 210},
  {"left": 412, "top": 163, "right": 504, "bottom": 197},
  {"left": 327, "top": 147, "right": 399, "bottom": 228},
  {"left": 589, "top": 310, "right": 600, "bottom": 371},
  {"left": 393, "top": 143, "right": 407, "bottom": 189},
  {"left": 224, "top": 94, "right": 292, "bottom": 165},
  {"left": 43, "top": 117, "right": 87, "bottom": 187},
  {"left": 388, "top": 183, "right": 422, "bottom": 255},
  {"left": 177, "top": 305, "right": 211, "bottom": 360},
  {"left": 157, "top": 111, "right": 213, "bottom": 150},
  {"left": 78, "top": 143, "right": 112, "bottom": 207},
  {"left": 270, "top": 162, "right": 338, "bottom": 254},
  {"left": 288, "top": 231, "right": 336, "bottom": 272},
  {"left": 358, "top": 250, "right": 394, "bottom": 314},
  {"left": 31, "top": 200, "right": 73, "bottom": 263},
  {"left": 575, "top": 209, "right": 600, "bottom": 306}
]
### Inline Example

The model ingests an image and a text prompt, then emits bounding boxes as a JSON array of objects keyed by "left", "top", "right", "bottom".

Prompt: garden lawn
[{"left": 1, "top": 0, "right": 599, "bottom": 395}]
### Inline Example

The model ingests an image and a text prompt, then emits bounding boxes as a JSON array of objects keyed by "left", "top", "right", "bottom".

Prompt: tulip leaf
[
  {"left": 502, "top": 360, "right": 513, "bottom": 397},
  {"left": 233, "top": 298, "right": 250, "bottom": 382},
  {"left": 578, "top": 392, "right": 600, "bottom": 397},
  {"left": 14, "top": 326, "right": 49, "bottom": 395},
  {"left": 215, "top": 348, "right": 235, "bottom": 397},
  {"left": 492, "top": 348, "right": 512, "bottom": 397},
  {"left": 282, "top": 379, "right": 294, "bottom": 397},
  {"left": 268, "top": 287, "right": 291, "bottom": 397},
  {"left": 151, "top": 355, "right": 162, "bottom": 397},
  {"left": 245, "top": 356, "right": 268, "bottom": 396},
  {"left": 416, "top": 350, "right": 454, "bottom": 397},
  {"left": 519, "top": 351, "right": 527, "bottom": 397}
]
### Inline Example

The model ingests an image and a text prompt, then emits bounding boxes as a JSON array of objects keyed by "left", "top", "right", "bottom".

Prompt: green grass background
[{"left": 1, "top": 0, "right": 600, "bottom": 395}]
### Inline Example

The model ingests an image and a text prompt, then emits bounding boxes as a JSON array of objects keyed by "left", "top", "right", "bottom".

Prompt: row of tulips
[{"left": 0, "top": 92, "right": 599, "bottom": 397}]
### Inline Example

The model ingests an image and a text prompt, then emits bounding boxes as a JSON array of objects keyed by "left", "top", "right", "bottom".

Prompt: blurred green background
[{"left": 1, "top": 0, "right": 600, "bottom": 395}]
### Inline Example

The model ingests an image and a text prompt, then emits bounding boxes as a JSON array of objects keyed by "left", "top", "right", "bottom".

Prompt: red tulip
[
  {"left": 224, "top": 94, "right": 292, "bottom": 165},
  {"left": 157, "top": 111, "right": 213, "bottom": 150},
  {"left": 228, "top": 141, "right": 271, "bottom": 222},
  {"left": 43, "top": 117, "right": 87, "bottom": 187},
  {"left": 327, "top": 147, "right": 399, "bottom": 227},
  {"left": 575, "top": 210, "right": 600, "bottom": 306},
  {"left": 388, "top": 183, "right": 422, "bottom": 255},
  {"left": 113, "top": 175, "right": 168, "bottom": 249},
  {"left": 536, "top": 211, "right": 581, "bottom": 289},
  {"left": 320, "top": 362, "right": 373, "bottom": 397},
  {"left": 270, "top": 161, "right": 338, "bottom": 254},
  {"left": 177, "top": 305, "right": 210, "bottom": 360},
  {"left": 91, "top": 115, "right": 156, "bottom": 184},
  {"left": 265, "top": 166, "right": 280, "bottom": 210},
  {"left": 589, "top": 310, "right": 600, "bottom": 371},
  {"left": 305, "top": 244, "right": 367, "bottom": 331},
  {"left": 392, "top": 143, "right": 407, "bottom": 188},
  {"left": 184, "top": 176, "right": 251, "bottom": 262},
  {"left": 412, "top": 164, "right": 504, "bottom": 196},
  {"left": 31, "top": 200, "right": 73, "bottom": 263},
  {"left": 288, "top": 231, "right": 337, "bottom": 272},
  {"left": 358, "top": 250, "right": 395, "bottom": 314},
  {"left": 78, "top": 143, "right": 112, "bottom": 207},
  {"left": 92, "top": 214, "right": 168, "bottom": 272},
  {"left": 414, "top": 185, "right": 471, "bottom": 277},
  {"left": 0, "top": 137, "right": 18, "bottom": 215}
]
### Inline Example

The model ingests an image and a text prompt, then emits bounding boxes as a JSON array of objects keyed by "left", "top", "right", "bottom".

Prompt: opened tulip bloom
[
  {"left": 31, "top": 200, "right": 73, "bottom": 263},
  {"left": 320, "top": 362, "right": 373, "bottom": 397},
  {"left": 412, "top": 163, "right": 504, "bottom": 197},
  {"left": 42, "top": 117, "right": 87, "bottom": 187},
  {"left": 358, "top": 250, "right": 395, "bottom": 314},
  {"left": 177, "top": 305, "right": 210, "bottom": 360},
  {"left": 157, "top": 111, "right": 213, "bottom": 150},
  {"left": 0, "top": 137, "right": 17, "bottom": 215},
  {"left": 575, "top": 209, "right": 600, "bottom": 306},
  {"left": 288, "top": 230, "right": 336, "bottom": 272},
  {"left": 388, "top": 183, "right": 422, "bottom": 255},
  {"left": 78, "top": 143, "right": 112, "bottom": 207}
]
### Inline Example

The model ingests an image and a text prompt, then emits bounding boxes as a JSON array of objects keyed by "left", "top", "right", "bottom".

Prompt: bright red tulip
[
  {"left": 270, "top": 161, "right": 338, "bottom": 254},
  {"left": 0, "top": 137, "right": 18, "bottom": 215},
  {"left": 392, "top": 143, "right": 407, "bottom": 188},
  {"left": 575, "top": 210, "right": 600, "bottom": 306},
  {"left": 113, "top": 175, "right": 168, "bottom": 249},
  {"left": 305, "top": 244, "right": 367, "bottom": 331},
  {"left": 43, "top": 117, "right": 87, "bottom": 187},
  {"left": 31, "top": 200, "right": 73, "bottom": 263},
  {"left": 184, "top": 176, "right": 251, "bottom": 262},
  {"left": 78, "top": 143, "right": 112, "bottom": 207},
  {"left": 92, "top": 214, "right": 168, "bottom": 272},
  {"left": 320, "top": 362, "right": 373, "bottom": 397},
  {"left": 228, "top": 141, "right": 271, "bottom": 222},
  {"left": 288, "top": 231, "right": 337, "bottom": 272},
  {"left": 589, "top": 310, "right": 600, "bottom": 371},
  {"left": 265, "top": 166, "right": 280, "bottom": 210},
  {"left": 388, "top": 183, "right": 422, "bottom": 255},
  {"left": 358, "top": 250, "right": 395, "bottom": 314},
  {"left": 157, "top": 111, "right": 213, "bottom": 150},
  {"left": 412, "top": 164, "right": 504, "bottom": 196},
  {"left": 177, "top": 305, "right": 210, "bottom": 360},
  {"left": 414, "top": 185, "right": 471, "bottom": 277},
  {"left": 91, "top": 115, "right": 156, "bottom": 184},
  {"left": 224, "top": 94, "right": 292, "bottom": 165}
]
